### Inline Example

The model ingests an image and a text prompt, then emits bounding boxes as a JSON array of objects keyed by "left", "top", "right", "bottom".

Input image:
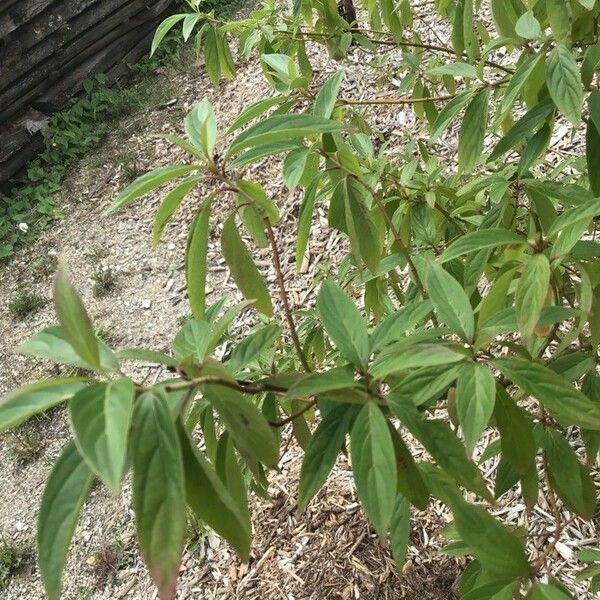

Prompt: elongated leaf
[
  {"left": 527, "top": 583, "right": 575, "bottom": 599},
  {"left": 185, "top": 99, "right": 217, "bottom": 158},
  {"left": 177, "top": 423, "right": 251, "bottom": 559},
  {"left": 151, "top": 14, "right": 186, "bottom": 56},
  {"left": 186, "top": 197, "right": 212, "bottom": 320},
  {"left": 440, "top": 229, "right": 526, "bottom": 263},
  {"left": 38, "top": 441, "right": 94, "bottom": 600},
  {"left": 107, "top": 165, "right": 200, "bottom": 214},
  {"left": 221, "top": 215, "right": 273, "bottom": 317},
  {"left": 587, "top": 110, "right": 600, "bottom": 197},
  {"left": 227, "top": 114, "right": 341, "bottom": 156},
  {"left": 18, "top": 326, "right": 118, "bottom": 371},
  {"left": 0, "top": 379, "right": 87, "bottom": 433},
  {"left": 389, "top": 496, "right": 411, "bottom": 574},
  {"left": 298, "top": 404, "right": 357, "bottom": 511},
  {"left": 494, "top": 386, "right": 536, "bottom": 475},
  {"left": 371, "top": 344, "right": 466, "bottom": 380},
  {"left": 350, "top": 403, "right": 397, "bottom": 536},
  {"left": 546, "top": 44, "right": 583, "bottom": 127},
  {"left": 515, "top": 10, "right": 542, "bottom": 39},
  {"left": 201, "top": 366, "right": 279, "bottom": 468},
  {"left": 545, "top": 429, "right": 597, "bottom": 519},
  {"left": 497, "top": 53, "right": 544, "bottom": 123},
  {"left": 456, "top": 363, "right": 495, "bottom": 453},
  {"left": 390, "top": 399, "right": 491, "bottom": 500},
  {"left": 54, "top": 262, "right": 100, "bottom": 370},
  {"left": 515, "top": 253, "right": 551, "bottom": 339},
  {"left": 116, "top": 348, "right": 177, "bottom": 367},
  {"left": 494, "top": 357, "right": 600, "bottom": 429},
  {"left": 69, "top": 379, "right": 134, "bottom": 492},
  {"left": 488, "top": 98, "right": 555, "bottom": 161},
  {"left": 458, "top": 90, "right": 489, "bottom": 173},
  {"left": 153, "top": 176, "right": 202, "bottom": 247},
  {"left": 426, "top": 261, "right": 475, "bottom": 341},
  {"left": 132, "top": 392, "right": 186, "bottom": 599},
  {"left": 344, "top": 177, "right": 380, "bottom": 272},
  {"left": 317, "top": 281, "right": 369, "bottom": 368},
  {"left": 226, "top": 96, "right": 289, "bottom": 135},
  {"left": 430, "top": 91, "right": 474, "bottom": 141},
  {"left": 313, "top": 69, "right": 345, "bottom": 118},
  {"left": 370, "top": 299, "right": 433, "bottom": 351},
  {"left": 547, "top": 197, "right": 600, "bottom": 237},
  {"left": 295, "top": 176, "right": 320, "bottom": 271},
  {"left": 229, "top": 324, "right": 281, "bottom": 373},
  {"left": 286, "top": 367, "right": 361, "bottom": 399}
]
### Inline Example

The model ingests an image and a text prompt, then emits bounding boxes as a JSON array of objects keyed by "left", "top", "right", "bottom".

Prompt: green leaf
[
  {"left": 38, "top": 441, "right": 94, "bottom": 600},
  {"left": 185, "top": 99, "right": 217, "bottom": 158},
  {"left": 440, "top": 229, "right": 526, "bottom": 263},
  {"left": 151, "top": 14, "right": 186, "bottom": 56},
  {"left": 586, "top": 109, "right": 600, "bottom": 197},
  {"left": 494, "top": 386, "right": 536, "bottom": 475},
  {"left": 370, "top": 299, "right": 433, "bottom": 351},
  {"left": 392, "top": 400, "right": 490, "bottom": 499},
  {"left": 515, "top": 10, "right": 542, "bottom": 39},
  {"left": 238, "top": 179, "right": 280, "bottom": 224},
  {"left": 545, "top": 429, "right": 597, "bottom": 519},
  {"left": 350, "top": 403, "right": 397, "bottom": 536},
  {"left": 298, "top": 404, "right": 357, "bottom": 511},
  {"left": 54, "top": 262, "right": 100, "bottom": 370},
  {"left": 547, "top": 197, "right": 600, "bottom": 237},
  {"left": 371, "top": 344, "right": 467, "bottom": 380},
  {"left": 429, "top": 62, "right": 479, "bottom": 79},
  {"left": 515, "top": 253, "right": 551, "bottom": 339},
  {"left": 229, "top": 324, "right": 281, "bottom": 373},
  {"left": 286, "top": 367, "right": 361, "bottom": 399},
  {"left": 173, "top": 319, "right": 211, "bottom": 361},
  {"left": 295, "top": 175, "right": 320, "bottom": 271},
  {"left": 425, "top": 466, "right": 529, "bottom": 579},
  {"left": 313, "top": 69, "right": 345, "bottom": 118},
  {"left": 186, "top": 197, "right": 212, "bottom": 320},
  {"left": 488, "top": 98, "right": 555, "bottom": 162},
  {"left": 0, "top": 379, "right": 87, "bottom": 433},
  {"left": 317, "top": 281, "right": 369, "bottom": 368},
  {"left": 204, "top": 26, "right": 221, "bottom": 87},
  {"left": 227, "top": 114, "right": 341, "bottom": 156},
  {"left": 18, "top": 326, "right": 118, "bottom": 371},
  {"left": 152, "top": 176, "right": 202, "bottom": 247},
  {"left": 458, "top": 90, "right": 489, "bottom": 173},
  {"left": 426, "top": 261, "right": 475, "bottom": 341},
  {"left": 177, "top": 423, "right": 251, "bottom": 559},
  {"left": 116, "top": 348, "right": 177, "bottom": 367},
  {"left": 547, "top": 0, "right": 572, "bottom": 44},
  {"left": 389, "top": 496, "right": 411, "bottom": 574},
  {"left": 221, "top": 214, "right": 273, "bottom": 317},
  {"left": 577, "top": 549, "right": 600, "bottom": 562},
  {"left": 69, "top": 380, "right": 134, "bottom": 492},
  {"left": 456, "top": 363, "right": 495, "bottom": 453},
  {"left": 201, "top": 366, "right": 279, "bottom": 468},
  {"left": 132, "top": 391, "right": 186, "bottom": 599},
  {"left": 497, "top": 53, "right": 544, "bottom": 123},
  {"left": 527, "top": 582, "right": 576, "bottom": 599},
  {"left": 343, "top": 177, "right": 381, "bottom": 272},
  {"left": 107, "top": 165, "right": 200, "bottom": 214},
  {"left": 546, "top": 44, "right": 583, "bottom": 127},
  {"left": 494, "top": 357, "right": 600, "bottom": 429},
  {"left": 226, "top": 96, "right": 289, "bottom": 135},
  {"left": 430, "top": 91, "right": 474, "bottom": 141}
]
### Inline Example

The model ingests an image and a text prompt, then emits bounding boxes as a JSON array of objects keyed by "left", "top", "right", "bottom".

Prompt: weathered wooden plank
[
  {"left": 0, "top": 0, "right": 146, "bottom": 90},
  {"left": 0, "top": 0, "right": 173, "bottom": 122},
  {"left": 0, "top": 0, "right": 54, "bottom": 39}
]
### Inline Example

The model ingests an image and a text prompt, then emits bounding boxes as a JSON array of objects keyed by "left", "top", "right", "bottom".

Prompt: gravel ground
[{"left": 0, "top": 2, "right": 598, "bottom": 599}]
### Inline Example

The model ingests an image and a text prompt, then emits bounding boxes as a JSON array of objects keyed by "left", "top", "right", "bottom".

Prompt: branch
[{"left": 165, "top": 376, "right": 287, "bottom": 395}]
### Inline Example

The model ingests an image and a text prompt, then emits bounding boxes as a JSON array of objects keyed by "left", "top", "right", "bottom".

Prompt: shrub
[
  {"left": 8, "top": 288, "right": 46, "bottom": 320},
  {"left": 2, "top": 1, "right": 600, "bottom": 600}
]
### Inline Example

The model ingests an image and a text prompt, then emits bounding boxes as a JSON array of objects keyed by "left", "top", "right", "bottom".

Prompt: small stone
[
  {"left": 167, "top": 243, "right": 176, "bottom": 251},
  {"left": 141, "top": 299, "right": 152, "bottom": 309}
]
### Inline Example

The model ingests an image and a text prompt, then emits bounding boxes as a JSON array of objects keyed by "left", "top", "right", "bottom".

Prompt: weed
[
  {"left": 29, "top": 253, "right": 58, "bottom": 277},
  {"left": 84, "top": 247, "right": 110, "bottom": 265},
  {"left": 88, "top": 535, "right": 132, "bottom": 587},
  {"left": 92, "top": 266, "right": 118, "bottom": 298},
  {"left": 8, "top": 424, "right": 45, "bottom": 466},
  {"left": 0, "top": 538, "right": 33, "bottom": 589},
  {"left": 116, "top": 151, "right": 144, "bottom": 183},
  {"left": 8, "top": 288, "right": 46, "bottom": 319},
  {"left": 95, "top": 323, "right": 119, "bottom": 346}
]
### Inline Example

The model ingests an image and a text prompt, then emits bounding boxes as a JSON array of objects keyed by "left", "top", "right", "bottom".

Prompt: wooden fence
[{"left": 0, "top": 0, "right": 177, "bottom": 186}]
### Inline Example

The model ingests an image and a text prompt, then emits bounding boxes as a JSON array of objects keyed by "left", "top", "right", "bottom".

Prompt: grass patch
[
  {"left": 0, "top": 538, "right": 34, "bottom": 589},
  {"left": 8, "top": 424, "right": 45, "bottom": 466},
  {"left": 8, "top": 288, "right": 46, "bottom": 320},
  {"left": 92, "top": 266, "right": 118, "bottom": 298}
]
